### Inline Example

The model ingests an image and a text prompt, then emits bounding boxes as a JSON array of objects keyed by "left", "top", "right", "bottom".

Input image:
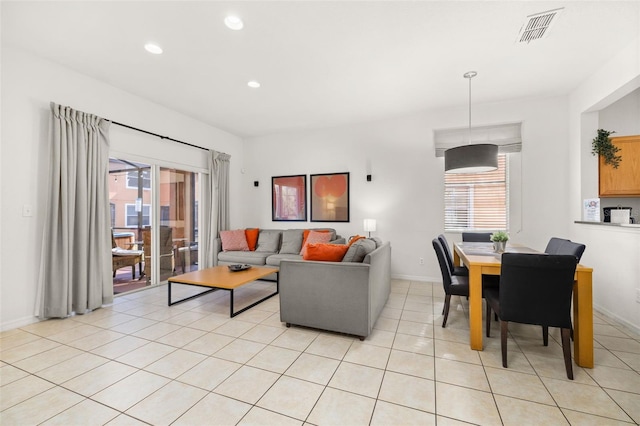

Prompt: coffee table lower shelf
[{"left": 167, "top": 266, "right": 279, "bottom": 318}]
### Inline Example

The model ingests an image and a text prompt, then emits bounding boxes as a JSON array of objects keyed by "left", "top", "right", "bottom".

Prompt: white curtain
[
  {"left": 36, "top": 103, "right": 112, "bottom": 318},
  {"left": 201, "top": 150, "right": 231, "bottom": 268}
]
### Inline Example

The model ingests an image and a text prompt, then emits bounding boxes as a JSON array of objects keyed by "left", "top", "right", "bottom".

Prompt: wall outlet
[
  {"left": 22, "top": 204, "right": 33, "bottom": 217},
  {"left": 419, "top": 257, "right": 424, "bottom": 265}
]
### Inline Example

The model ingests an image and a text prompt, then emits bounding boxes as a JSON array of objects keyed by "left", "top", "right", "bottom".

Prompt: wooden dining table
[{"left": 453, "top": 242, "right": 594, "bottom": 368}]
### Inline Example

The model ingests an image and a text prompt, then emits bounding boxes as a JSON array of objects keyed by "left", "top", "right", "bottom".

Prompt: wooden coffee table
[{"left": 167, "top": 265, "right": 279, "bottom": 317}]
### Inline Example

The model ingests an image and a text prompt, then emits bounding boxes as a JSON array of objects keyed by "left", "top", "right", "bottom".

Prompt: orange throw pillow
[
  {"left": 300, "top": 230, "right": 333, "bottom": 255},
  {"left": 245, "top": 228, "right": 259, "bottom": 251},
  {"left": 303, "top": 243, "right": 349, "bottom": 262}
]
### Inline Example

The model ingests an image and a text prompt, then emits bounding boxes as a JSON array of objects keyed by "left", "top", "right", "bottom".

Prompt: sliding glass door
[
  {"left": 109, "top": 158, "right": 199, "bottom": 295},
  {"left": 109, "top": 159, "right": 151, "bottom": 294},
  {"left": 159, "top": 167, "right": 199, "bottom": 276}
]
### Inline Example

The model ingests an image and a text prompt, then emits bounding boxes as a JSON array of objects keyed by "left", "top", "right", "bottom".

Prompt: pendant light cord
[
  {"left": 468, "top": 74, "right": 472, "bottom": 144},
  {"left": 463, "top": 71, "right": 477, "bottom": 145}
]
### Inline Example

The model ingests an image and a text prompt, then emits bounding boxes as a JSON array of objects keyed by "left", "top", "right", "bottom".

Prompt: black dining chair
[
  {"left": 462, "top": 232, "right": 493, "bottom": 242},
  {"left": 544, "top": 237, "right": 586, "bottom": 340},
  {"left": 484, "top": 253, "right": 578, "bottom": 380},
  {"left": 438, "top": 234, "right": 469, "bottom": 276},
  {"left": 544, "top": 237, "right": 586, "bottom": 261},
  {"left": 462, "top": 230, "right": 503, "bottom": 287},
  {"left": 432, "top": 238, "right": 473, "bottom": 328}
]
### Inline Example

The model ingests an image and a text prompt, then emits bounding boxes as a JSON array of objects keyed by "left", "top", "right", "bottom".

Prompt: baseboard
[
  {"left": 391, "top": 274, "right": 440, "bottom": 283},
  {"left": 593, "top": 303, "right": 640, "bottom": 336},
  {"left": 1, "top": 315, "right": 40, "bottom": 332}
]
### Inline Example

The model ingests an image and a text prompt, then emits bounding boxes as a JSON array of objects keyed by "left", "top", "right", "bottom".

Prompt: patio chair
[{"left": 111, "top": 231, "right": 143, "bottom": 279}]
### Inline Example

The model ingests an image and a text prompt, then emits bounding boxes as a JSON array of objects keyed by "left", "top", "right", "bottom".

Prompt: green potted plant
[
  {"left": 591, "top": 128, "right": 621, "bottom": 168},
  {"left": 490, "top": 231, "right": 509, "bottom": 253}
]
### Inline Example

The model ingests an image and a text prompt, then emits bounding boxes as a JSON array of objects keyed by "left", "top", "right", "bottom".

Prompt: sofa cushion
[
  {"left": 342, "top": 238, "right": 377, "bottom": 263},
  {"left": 218, "top": 251, "right": 270, "bottom": 265},
  {"left": 280, "top": 229, "right": 304, "bottom": 254},
  {"left": 265, "top": 253, "right": 303, "bottom": 267},
  {"left": 303, "top": 243, "right": 349, "bottom": 262},
  {"left": 348, "top": 235, "right": 366, "bottom": 246},
  {"left": 256, "top": 230, "right": 282, "bottom": 253},
  {"left": 220, "top": 229, "right": 249, "bottom": 252},
  {"left": 300, "top": 230, "right": 333, "bottom": 255},
  {"left": 370, "top": 237, "right": 384, "bottom": 248},
  {"left": 245, "top": 228, "right": 259, "bottom": 251},
  {"left": 302, "top": 229, "right": 336, "bottom": 245}
]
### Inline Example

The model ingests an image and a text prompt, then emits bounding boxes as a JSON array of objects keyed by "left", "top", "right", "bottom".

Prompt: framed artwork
[
  {"left": 272, "top": 175, "right": 307, "bottom": 221},
  {"left": 310, "top": 172, "right": 350, "bottom": 222}
]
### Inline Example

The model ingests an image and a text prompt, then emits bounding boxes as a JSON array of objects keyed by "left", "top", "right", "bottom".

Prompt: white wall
[
  {"left": 0, "top": 47, "right": 244, "bottom": 330},
  {"left": 570, "top": 34, "right": 640, "bottom": 332},
  {"left": 243, "top": 95, "right": 571, "bottom": 281}
]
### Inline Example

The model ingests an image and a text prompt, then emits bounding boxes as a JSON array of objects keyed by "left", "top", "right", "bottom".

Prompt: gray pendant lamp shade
[
  {"left": 444, "top": 71, "right": 498, "bottom": 174},
  {"left": 444, "top": 143, "right": 498, "bottom": 173}
]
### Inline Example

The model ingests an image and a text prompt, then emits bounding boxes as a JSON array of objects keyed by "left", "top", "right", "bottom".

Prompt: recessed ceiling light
[
  {"left": 144, "top": 43, "right": 163, "bottom": 54},
  {"left": 224, "top": 15, "right": 244, "bottom": 30},
  {"left": 247, "top": 81, "right": 261, "bottom": 88}
]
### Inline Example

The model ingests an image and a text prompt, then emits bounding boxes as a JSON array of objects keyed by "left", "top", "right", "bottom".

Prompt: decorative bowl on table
[{"left": 228, "top": 264, "right": 252, "bottom": 272}]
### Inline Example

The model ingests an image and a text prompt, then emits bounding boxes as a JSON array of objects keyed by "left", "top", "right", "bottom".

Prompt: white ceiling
[{"left": 2, "top": 1, "right": 639, "bottom": 138}]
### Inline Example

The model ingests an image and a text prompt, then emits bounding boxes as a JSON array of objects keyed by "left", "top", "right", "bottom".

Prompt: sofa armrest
[
  {"left": 213, "top": 238, "right": 222, "bottom": 266},
  {"left": 364, "top": 242, "right": 392, "bottom": 324},
  {"left": 279, "top": 260, "right": 372, "bottom": 337}
]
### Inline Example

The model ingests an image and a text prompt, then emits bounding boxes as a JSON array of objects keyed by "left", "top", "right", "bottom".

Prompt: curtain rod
[{"left": 108, "top": 120, "right": 208, "bottom": 151}]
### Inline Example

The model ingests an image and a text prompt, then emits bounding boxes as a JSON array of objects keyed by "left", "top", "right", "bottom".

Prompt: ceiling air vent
[{"left": 517, "top": 8, "right": 564, "bottom": 44}]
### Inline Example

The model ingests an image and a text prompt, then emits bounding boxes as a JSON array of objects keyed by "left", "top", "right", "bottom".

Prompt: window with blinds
[{"left": 444, "top": 154, "right": 509, "bottom": 231}]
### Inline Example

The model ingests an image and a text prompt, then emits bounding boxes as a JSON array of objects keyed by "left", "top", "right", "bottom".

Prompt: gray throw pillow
[
  {"left": 370, "top": 237, "right": 383, "bottom": 248},
  {"left": 279, "top": 229, "right": 304, "bottom": 254},
  {"left": 342, "top": 238, "right": 376, "bottom": 263},
  {"left": 255, "top": 230, "right": 282, "bottom": 253}
]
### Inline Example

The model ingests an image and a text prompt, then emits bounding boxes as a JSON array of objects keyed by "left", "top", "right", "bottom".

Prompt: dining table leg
[
  {"left": 469, "top": 265, "right": 484, "bottom": 350},
  {"left": 573, "top": 269, "right": 594, "bottom": 368}
]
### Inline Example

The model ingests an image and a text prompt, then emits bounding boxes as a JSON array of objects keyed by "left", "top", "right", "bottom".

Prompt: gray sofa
[
  {"left": 214, "top": 228, "right": 345, "bottom": 281},
  {"left": 279, "top": 241, "right": 391, "bottom": 339}
]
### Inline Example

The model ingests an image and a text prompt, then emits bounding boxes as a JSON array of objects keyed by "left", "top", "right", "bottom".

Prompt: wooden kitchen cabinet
[{"left": 599, "top": 135, "right": 640, "bottom": 197}]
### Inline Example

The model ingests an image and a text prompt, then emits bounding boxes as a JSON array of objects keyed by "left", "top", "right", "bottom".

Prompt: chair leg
[
  {"left": 561, "top": 328, "right": 574, "bottom": 380},
  {"left": 542, "top": 326, "right": 549, "bottom": 346},
  {"left": 570, "top": 324, "right": 574, "bottom": 341},
  {"left": 486, "top": 302, "right": 491, "bottom": 337},
  {"left": 501, "top": 321, "right": 509, "bottom": 368},
  {"left": 442, "top": 294, "right": 451, "bottom": 328}
]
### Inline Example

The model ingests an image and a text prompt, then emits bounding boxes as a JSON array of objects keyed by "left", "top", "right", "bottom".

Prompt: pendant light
[{"left": 444, "top": 71, "right": 498, "bottom": 173}]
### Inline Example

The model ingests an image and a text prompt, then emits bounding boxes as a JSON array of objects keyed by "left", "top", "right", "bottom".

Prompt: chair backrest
[
  {"left": 544, "top": 237, "right": 569, "bottom": 254},
  {"left": 462, "top": 232, "right": 492, "bottom": 242},
  {"left": 437, "top": 234, "right": 455, "bottom": 273},
  {"left": 545, "top": 237, "right": 586, "bottom": 262},
  {"left": 432, "top": 239, "right": 453, "bottom": 293},
  {"left": 499, "top": 253, "right": 577, "bottom": 328}
]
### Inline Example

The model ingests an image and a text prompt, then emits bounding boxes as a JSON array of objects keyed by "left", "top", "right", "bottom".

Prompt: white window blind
[{"left": 445, "top": 154, "right": 509, "bottom": 231}]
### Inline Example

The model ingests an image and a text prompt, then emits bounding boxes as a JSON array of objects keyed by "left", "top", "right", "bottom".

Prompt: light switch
[{"left": 22, "top": 204, "right": 33, "bottom": 217}]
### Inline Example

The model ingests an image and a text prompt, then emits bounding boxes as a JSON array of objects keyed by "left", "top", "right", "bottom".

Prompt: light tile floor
[{"left": 1, "top": 279, "right": 639, "bottom": 425}]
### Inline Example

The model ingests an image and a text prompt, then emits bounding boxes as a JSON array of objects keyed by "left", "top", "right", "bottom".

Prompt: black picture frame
[
  {"left": 310, "top": 172, "right": 350, "bottom": 222},
  {"left": 272, "top": 175, "right": 307, "bottom": 221}
]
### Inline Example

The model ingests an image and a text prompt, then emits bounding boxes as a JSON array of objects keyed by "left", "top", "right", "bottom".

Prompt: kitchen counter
[{"left": 574, "top": 221, "right": 640, "bottom": 228}]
